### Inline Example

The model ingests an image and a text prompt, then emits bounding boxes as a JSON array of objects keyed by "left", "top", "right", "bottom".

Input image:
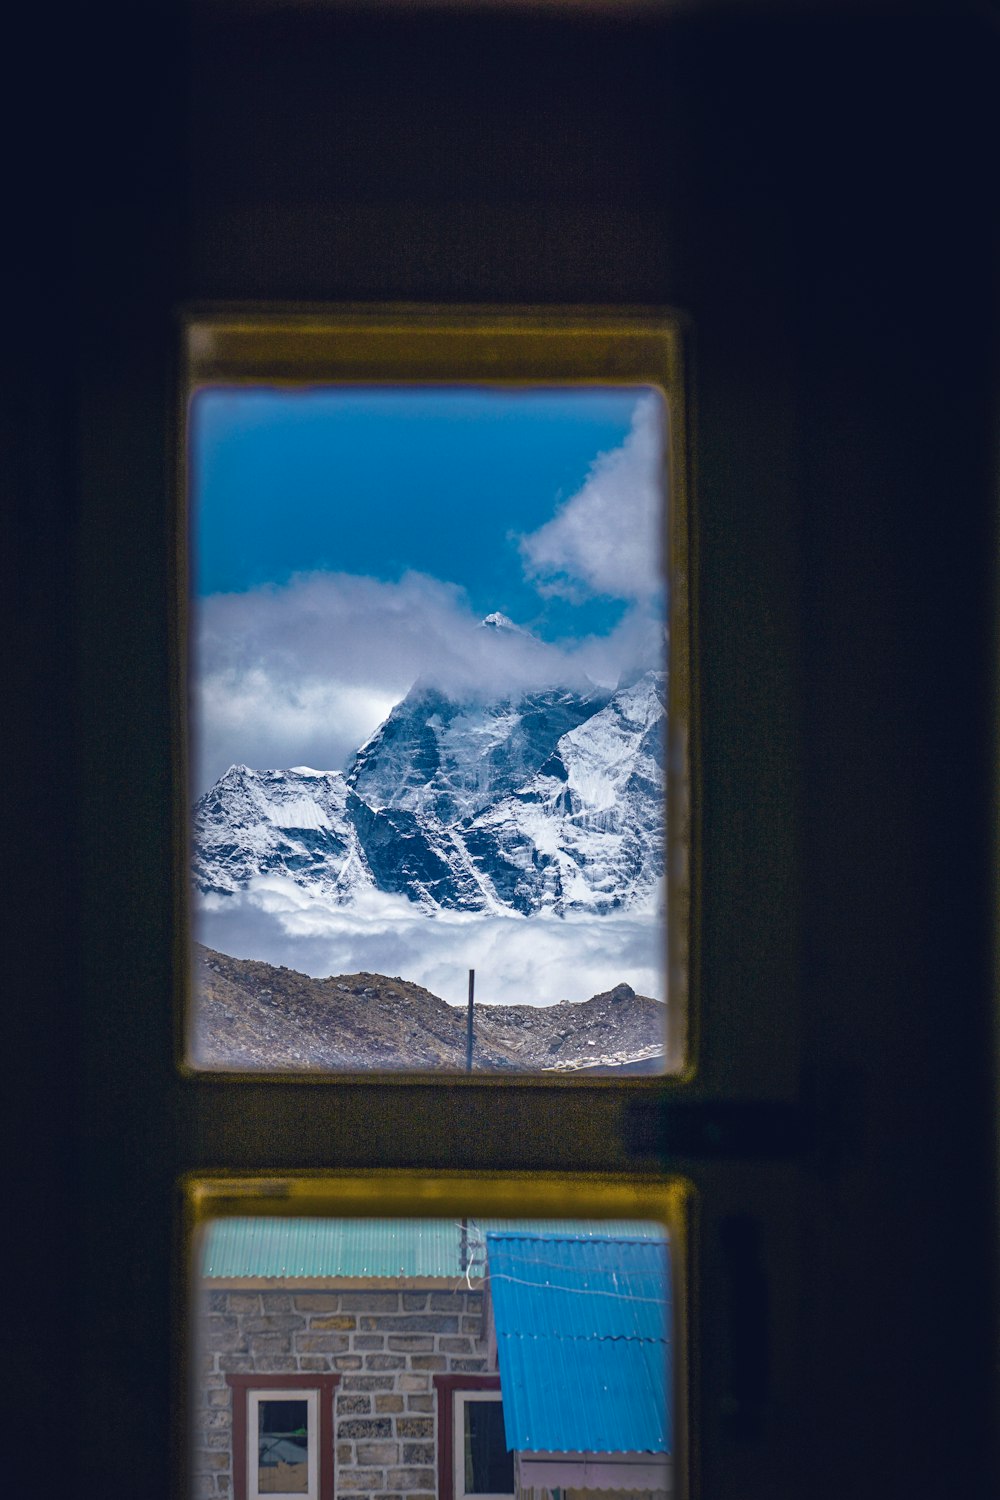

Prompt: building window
[
  {"left": 455, "top": 1392, "right": 514, "bottom": 1500},
  {"left": 227, "top": 1375, "right": 339, "bottom": 1500},
  {"left": 435, "top": 1375, "right": 513, "bottom": 1500}
]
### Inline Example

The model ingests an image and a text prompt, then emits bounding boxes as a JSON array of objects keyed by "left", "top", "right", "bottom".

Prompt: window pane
[
  {"left": 190, "top": 1196, "right": 681, "bottom": 1500},
  {"left": 464, "top": 1401, "right": 514, "bottom": 1495},
  {"left": 187, "top": 377, "right": 675, "bottom": 1075},
  {"left": 258, "top": 1400, "right": 309, "bottom": 1494}
]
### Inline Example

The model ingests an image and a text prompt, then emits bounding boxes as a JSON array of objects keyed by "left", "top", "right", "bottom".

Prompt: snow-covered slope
[
  {"left": 194, "top": 667, "right": 665, "bottom": 918},
  {"left": 193, "top": 764, "right": 375, "bottom": 901},
  {"left": 346, "top": 680, "right": 610, "bottom": 825},
  {"left": 462, "top": 671, "right": 666, "bottom": 915}
]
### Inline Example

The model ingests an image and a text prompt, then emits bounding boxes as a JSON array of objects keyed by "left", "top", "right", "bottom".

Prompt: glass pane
[
  {"left": 258, "top": 1399, "right": 309, "bottom": 1494},
  {"left": 464, "top": 1401, "right": 514, "bottom": 1494},
  {"left": 190, "top": 1205, "right": 677, "bottom": 1500},
  {"left": 187, "top": 380, "right": 673, "bottom": 1074}
]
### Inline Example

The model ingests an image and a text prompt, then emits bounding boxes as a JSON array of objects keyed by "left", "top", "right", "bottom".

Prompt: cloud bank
[
  {"left": 519, "top": 392, "right": 665, "bottom": 603},
  {"left": 194, "top": 879, "right": 665, "bottom": 1007},
  {"left": 193, "top": 571, "right": 663, "bottom": 792}
]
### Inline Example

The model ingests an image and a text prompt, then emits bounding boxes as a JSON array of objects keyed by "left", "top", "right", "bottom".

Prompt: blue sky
[
  {"left": 192, "top": 386, "right": 652, "bottom": 640},
  {"left": 191, "top": 385, "right": 666, "bottom": 791}
]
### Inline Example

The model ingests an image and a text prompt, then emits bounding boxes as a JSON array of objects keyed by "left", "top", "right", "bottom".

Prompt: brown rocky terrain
[{"left": 192, "top": 943, "right": 665, "bottom": 1072}]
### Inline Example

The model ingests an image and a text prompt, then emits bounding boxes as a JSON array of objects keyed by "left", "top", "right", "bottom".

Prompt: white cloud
[
  {"left": 193, "top": 569, "right": 662, "bottom": 792},
  {"left": 194, "top": 880, "right": 665, "bottom": 1008},
  {"left": 518, "top": 391, "right": 666, "bottom": 603}
]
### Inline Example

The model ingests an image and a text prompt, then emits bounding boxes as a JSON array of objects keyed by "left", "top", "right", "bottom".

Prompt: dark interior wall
[
  {"left": 786, "top": 30, "right": 998, "bottom": 1482},
  {"left": 8, "top": 6, "right": 998, "bottom": 1499},
  {"left": 187, "top": 11, "right": 680, "bottom": 303}
]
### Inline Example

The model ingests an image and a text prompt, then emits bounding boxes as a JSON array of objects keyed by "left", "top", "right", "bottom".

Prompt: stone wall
[{"left": 194, "top": 1285, "right": 488, "bottom": 1500}]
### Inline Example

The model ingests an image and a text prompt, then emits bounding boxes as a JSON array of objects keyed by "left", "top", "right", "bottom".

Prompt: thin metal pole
[
  {"left": 466, "top": 968, "right": 475, "bottom": 1073},
  {"left": 461, "top": 967, "right": 475, "bottom": 1275}
]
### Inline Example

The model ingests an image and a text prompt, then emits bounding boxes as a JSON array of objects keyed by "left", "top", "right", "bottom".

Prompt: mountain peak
[{"left": 479, "top": 611, "right": 530, "bottom": 636}]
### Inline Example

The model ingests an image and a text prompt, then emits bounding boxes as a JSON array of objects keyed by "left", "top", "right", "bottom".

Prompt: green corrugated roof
[{"left": 200, "top": 1217, "right": 665, "bottom": 1281}]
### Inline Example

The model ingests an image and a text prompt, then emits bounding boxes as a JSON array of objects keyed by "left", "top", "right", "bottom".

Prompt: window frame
[
  {"left": 179, "top": 306, "right": 693, "bottom": 1498},
  {"left": 190, "top": 1176, "right": 688, "bottom": 1500},
  {"left": 433, "top": 1375, "right": 508, "bottom": 1500},
  {"left": 452, "top": 1390, "right": 511, "bottom": 1500},
  {"left": 178, "top": 303, "right": 692, "bottom": 1083},
  {"left": 227, "top": 1374, "right": 339, "bottom": 1500}
]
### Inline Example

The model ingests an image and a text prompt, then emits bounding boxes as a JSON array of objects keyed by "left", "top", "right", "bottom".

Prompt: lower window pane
[{"left": 190, "top": 1197, "right": 682, "bottom": 1500}]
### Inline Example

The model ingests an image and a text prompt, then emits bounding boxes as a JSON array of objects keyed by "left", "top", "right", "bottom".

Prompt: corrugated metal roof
[
  {"left": 202, "top": 1218, "right": 460, "bottom": 1280},
  {"left": 486, "top": 1232, "right": 671, "bottom": 1456},
  {"left": 200, "top": 1218, "right": 665, "bottom": 1281}
]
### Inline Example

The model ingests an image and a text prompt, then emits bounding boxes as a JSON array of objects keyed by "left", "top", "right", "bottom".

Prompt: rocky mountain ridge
[{"left": 193, "top": 943, "right": 665, "bottom": 1072}]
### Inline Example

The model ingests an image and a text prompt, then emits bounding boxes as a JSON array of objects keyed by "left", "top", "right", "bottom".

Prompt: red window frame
[
  {"left": 226, "top": 1372, "right": 340, "bottom": 1500},
  {"left": 433, "top": 1373, "right": 505, "bottom": 1500}
]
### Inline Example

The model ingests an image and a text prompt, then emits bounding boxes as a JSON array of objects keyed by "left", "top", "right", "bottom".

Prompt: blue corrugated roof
[
  {"left": 486, "top": 1231, "right": 671, "bottom": 1456},
  {"left": 200, "top": 1218, "right": 665, "bottom": 1281}
]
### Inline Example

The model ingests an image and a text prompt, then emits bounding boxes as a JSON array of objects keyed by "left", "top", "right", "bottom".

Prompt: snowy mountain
[
  {"left": 193, "top": 663, "right": 666, "bottom": 919},
  {"left": 478, "top": 610, "right": 533, "bottom": 637},
  {"left": 192, "top": 763, "right": 486, "bottom": 911},
  {"left": 347, "top": 680, "right": 611, "bottom": 824},
  {"left": 193, "top": 763, "right": 372, "bottom": 900},
  {"left": 462, "top": 670, "right": 666, "bottom": 915}
]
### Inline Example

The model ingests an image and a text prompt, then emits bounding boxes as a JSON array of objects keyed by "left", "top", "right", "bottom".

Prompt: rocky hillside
[{"left": 192, "top": 944, "right": 665, "bottom": 1073}]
